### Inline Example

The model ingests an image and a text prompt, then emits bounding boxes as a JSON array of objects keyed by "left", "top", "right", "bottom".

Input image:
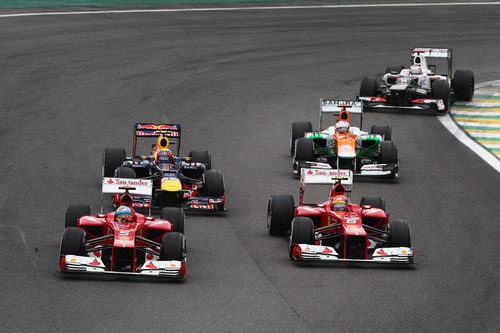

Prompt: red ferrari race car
[
  {"left": 267, "top": 168, "right": 414, "bottom": 264},
  {"left": 59, "top": 177, "right": 186, "bottom": 279}
]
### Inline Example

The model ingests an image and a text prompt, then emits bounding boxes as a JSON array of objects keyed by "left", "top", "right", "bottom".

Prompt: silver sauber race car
[{"left": 360, "top": 47, "right": 474, "bottom": 113}]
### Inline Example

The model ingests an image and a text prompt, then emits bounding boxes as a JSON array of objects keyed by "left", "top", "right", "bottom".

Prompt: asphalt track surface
[{"left": 1, "top": 2, "right": 499, "bottom": 332}]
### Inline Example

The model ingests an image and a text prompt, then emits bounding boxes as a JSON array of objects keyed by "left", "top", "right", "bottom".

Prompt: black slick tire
[
  {"left": 360, "top": 76, "right": 379, "bottom": 97},
  {"left": 103, "top": 148, "right": 126, "bottom": 177},
  {"left": 360, "top": 197, "right": 386, "bottom": 212},
  {"left": 189, "top": 151, "right": 211, "bottom": 170},
  {"left": 389, "top": 219, "right": 411, "bottom": 247},
  {"left": 453, "top": 69, "right": 475, "bottom": 101},
  {"left": 60, "top": 227, "right": 86, "bottom": 256},
  {"left": 160, "top": 232, "right": 186, "bottom": 261},
  {"left": 161, "top": 207, "right": 185, "bottom": 233},
  {"left": 65, "top": 204, "right": 91, "bottom": 228},
  {"left": 370, "top": 124, "right": 392, "bottom": 141},
  {"left": 290, "top": 122, "right": 313, "bottom": 156},
  {"left": 267, "top": 194, "right": 295, "bottom": 236},
  {"left": 204, "top": 170, "right": 224, "bottom": 197},
  {"left": 289, "top": 217, "right": 314, "bottom": 257}
]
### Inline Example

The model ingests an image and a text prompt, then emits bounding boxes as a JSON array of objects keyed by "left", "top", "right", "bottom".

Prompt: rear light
[
  {"left": 180, "top": 261, "right": 186, "bottom": 277},
  {"left": 291, "top": 244, "right": 301, "bottom": 259},
  {"left": 59, "top": 255, "right": 66, "bottom": 271}
]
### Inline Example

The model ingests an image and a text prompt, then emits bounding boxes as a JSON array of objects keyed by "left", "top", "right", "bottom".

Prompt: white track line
[
  {"left": 439, "top": 80, "right": 500, "bottom": 172},
  {"left": 1, "top": 2, "right": 500, "bottom": 18}
]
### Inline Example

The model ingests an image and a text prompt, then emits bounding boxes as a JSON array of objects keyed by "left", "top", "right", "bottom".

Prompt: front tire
[
  {"left": 379, "top": 141, "right": 398, "bottom": 164},
  {"left": 453, "top": 69, "right": 475, "bottom": 101},
  {"left": 60, "top": 227, "right": 86, "bottom": 256},
  {"left": 289, "top": 217, "right": 315, "bottom": 258},
  {"left": 103, "top": 148, "right": 126, "bottom": 177},
  {"left": 204, "top": 169, "right": 225, "bottom": 197},
  {"left": 290, "top": 122, "right": 312, "bottom": 156},
  {"left": 431, "top": 79, "right": 450, "bottom": 112},
  {"left": 160, "top": 232, "right": 186, "bottom": 261},
  {"left": 267, "top": 194, "right": 295, "bottom": 236},
  {"left": 389, "top": 219, "right": 411, "bottom": 247},
  {"left": 360, "top": 76, "right": 379, "bottom": 97}
]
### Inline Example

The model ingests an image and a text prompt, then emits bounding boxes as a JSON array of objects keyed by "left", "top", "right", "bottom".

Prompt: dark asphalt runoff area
[{"left": 1, "top": 2, "right": 499, "bottom": 332}]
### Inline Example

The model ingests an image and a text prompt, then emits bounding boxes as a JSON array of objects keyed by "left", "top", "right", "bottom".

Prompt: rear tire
[
  {"left": 389, "top": 219, "right": 411, "bottom": 247},
  {"left": 204, "top": 170, "right": 225, "bottom": 197},
  {"left": 65, "top": 204, "right": 91, "bottom": 228},
  {"left": 267, "top": 194, "right": 295, "bottom": 236},
  {"left": 160, "top": 207, "right": 185, "bottom": 233},
  {"left": 431, "top": 79, "right": 450, "bottom": 111},
  {"left": 360, "top": 197, "right": 386, "bottom": 212},
  {"left": 60, "top": 227, "right": 86, "bottom": 256},
  {"left": 453, "top": 69, "right": 474, "bottom": 101},
  {"left": 289, "top": 217, "right": 315, "bottom": 257},
  {"left": 370, "top": 124, "right": 392, "bottom": 141},
  {"left": 290, "top": 122, "right": 313, "bottom": 156},
  {"left": 114, "top": 167, "right": 136, "bottom": 178},
  {"left": 160, "top": 232, "right": 186, "bottom": 261},
  {"left": 360, "top": 76, "right": 379, "bottom": 97},
  {"left": 189, "top": 151, "right": 211, "bottom": 170},
  {"left": 379, "top": 141, "right": 398, "bottom": 164},
  {"left": 103, "top": 148, "right": 126, "bottom": 177}
]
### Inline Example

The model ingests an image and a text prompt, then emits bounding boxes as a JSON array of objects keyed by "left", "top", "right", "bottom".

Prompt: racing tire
[
  {"left": 114, "top": 166, "right": 136, "bottom": 178},
  {"left": 160, "top": 207, "right": 185, "bottom": 233},
  {"left": 431, "top": 79, "right": 450, "bottom": 112},
  {"left": 289, "top": 217, "right": 315, "bottom": 257},
  {"left": 103, "top": 148, "right": 126, "bottom": 177},
  {"left": 360, "top": 76, "right": 379, "bottom": 97},
  {"left": 204, "top": 169, "right": 225, "bottom": 197},
  {"left": 60, "top": 227, "right": 86, "bottom": 256},
  {"left": 65, "top": 204, "right": 91, "bottom": 228},
  {"left": 294, "top": 137, "right": 314, "bottom": 162},
  {"left": 267, "top": 194, "right": 295, "bottom": 236},
  {"left": 160, "top": 232, "right": 186, "bottom": 261},
  {"left": 389, "top": 219, "right": 411, "bottom": 247},
  {"left": 360, "top": 197, "right": 386, "bottom": 212},
  {"left": 290, "top": 121, "right": 313, "bottom": 156},
  {"left": 453, "top": 69, "right": 475, "bottom": 101},
  {"left": 370, "top": 124, "right": 392, "bottom": 141},
  {"left": 385, "top": 65, "right": 404, "bottom": 74},
  {"left": 189, "top": 151, "right": 212, "bottom": 170},
  {"left": 379, "top": 141, "right": 398, "bottom": 164}
]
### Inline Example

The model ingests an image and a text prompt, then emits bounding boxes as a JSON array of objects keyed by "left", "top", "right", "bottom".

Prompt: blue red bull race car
[{"left": 102, "top": 123, "right": 225, "bottom": 212}]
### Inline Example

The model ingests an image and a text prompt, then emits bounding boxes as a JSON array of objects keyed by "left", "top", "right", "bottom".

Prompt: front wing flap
[
  {"left": 355, "top": 163, "right": 398, "bottom": 178},
  {"left": 361, "top": 98, "right": 444, "bottom": 113},
  {"left": 61, "top": 255, "right": 185, "bottom": 278},
  {"left": 290, "top": 244, "right": 414, "bottom": 264}
]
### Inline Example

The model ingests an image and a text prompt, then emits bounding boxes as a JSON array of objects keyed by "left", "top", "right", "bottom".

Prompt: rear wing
[
  {"left": 101, "top": 177, "right": 153, "bottom": 214},
  {"left": 411, "top": 47, "right": 452, "bottom": 76},
  {"left": 133, "top": 123, "right": 181, "bottom": 157},
  {"left": 299, "top": 168, "right": 353, "bottom": 205},
  {"left": 320, "top": 99, "right": 363, "bottom": 130}
]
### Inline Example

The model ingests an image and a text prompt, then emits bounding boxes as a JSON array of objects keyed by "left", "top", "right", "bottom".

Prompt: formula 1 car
[
  {"left": 359, "top": 48, "right": 474, "bottom": 113},
  {"left": 59, "top": 177, "right": 186, "bottom": 279},
  {"left": 291, "top": 100, "right": 398, "bottom": 178},
  {"left": 102, "top": 123, "right": 225, "bottom": 212},
  {"left": 267, "top": 168, "right": 414, "bottom": 264}
]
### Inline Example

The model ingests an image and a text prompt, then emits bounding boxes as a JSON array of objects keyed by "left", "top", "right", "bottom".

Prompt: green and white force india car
[{"left": 291, "top": 100, "right": 398, "bottom": 179}]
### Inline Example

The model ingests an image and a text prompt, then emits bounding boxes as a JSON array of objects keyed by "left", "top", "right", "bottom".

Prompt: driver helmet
[
  {"left": 410, "top": 65, "right": 422, "bottom": 75},
  {"left": 331, "top": 195, "right": 349, "bottom": 213},
  {"left": 156, "top": 149, "right": 173, "bottom": 164},
  {"left": 335, "top": 120, "right": 350, "bottom": 134},
  {"left": 115, "top": 206, "right": 133, "bottom": 222}
]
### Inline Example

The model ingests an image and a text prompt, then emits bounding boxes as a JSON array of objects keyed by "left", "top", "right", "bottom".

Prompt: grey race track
[{"left": 1, "top": 2, "right": 499, "bottom": 332}]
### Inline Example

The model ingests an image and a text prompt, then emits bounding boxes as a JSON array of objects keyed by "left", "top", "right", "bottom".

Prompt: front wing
[
  {"left": 290, "top": 244, "right": 414, "bottom": 264},
  {"left": 61, "top": 255, "right": 185, "bottom": 279},
  {"left": 294, "top": 161, "right": 398, "bottom": 178},
  {"left": 362, "top": 99, "right": 445, "bottom": 113}
]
